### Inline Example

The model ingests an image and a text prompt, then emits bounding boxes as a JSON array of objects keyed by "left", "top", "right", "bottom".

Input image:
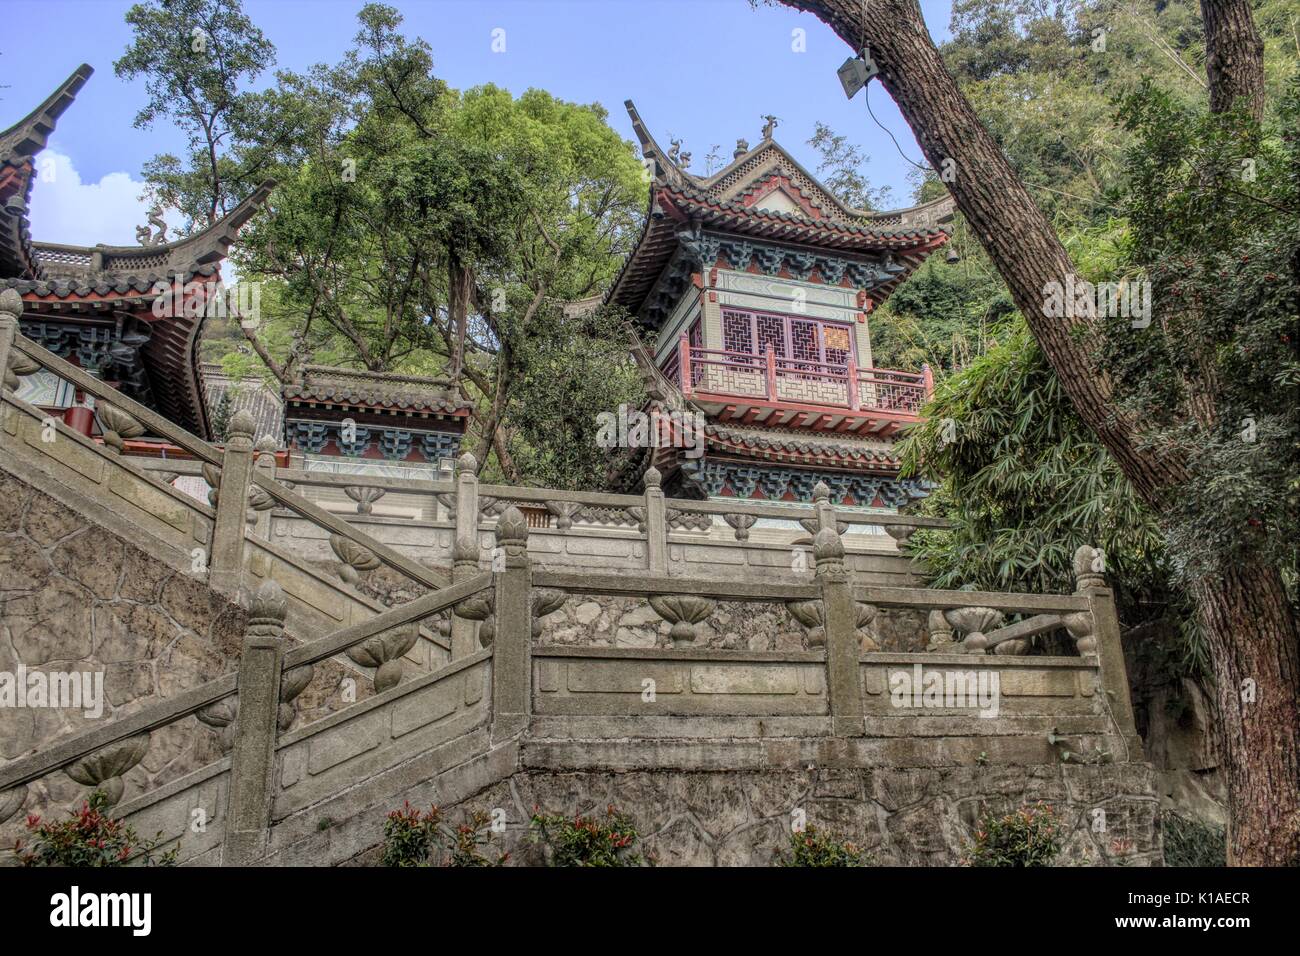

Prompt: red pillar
[{"left": 679, "top": 333, "right": 692, "bottom": 397}]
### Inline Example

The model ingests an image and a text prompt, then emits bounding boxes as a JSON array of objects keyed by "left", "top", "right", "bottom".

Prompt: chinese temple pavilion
[
  {"left": 0, "top": 64, "right": 272, "bottom": 444},
  {"left": 280, "top": 365, "right": 470, "bottom": 474},
  {"left": 609, "top": 102, "right": 953, "bottom": 512}
]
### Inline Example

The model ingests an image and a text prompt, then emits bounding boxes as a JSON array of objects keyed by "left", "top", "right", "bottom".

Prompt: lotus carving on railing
[
  {"left": 942, "top": 607, "right": 1005, "bottom": 653},
  {"left": 65, "top": 733, "right": 151, "bottom": 807},
  {"left": 96, "top": 403, "right": 145, "bottom": 455},
  {"left": 785, "top": 599, "right": 879, "bottom": 650},
  {"left": 648, "top": 594, "right": 715, "bottom": 647},
  {"left": 330, "top": 533, "right": 381, "bottom": 584},
  {"left": 0, "top": 785, "right": 28, "bottom": 825},
  {"left": 347, "top": 624, "right": 418, "bottom": 693}
]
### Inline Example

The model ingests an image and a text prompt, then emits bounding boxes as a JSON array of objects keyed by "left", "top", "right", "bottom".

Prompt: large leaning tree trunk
[{"left": 770, "top": 0, "right": 1297, "bottom": 864}]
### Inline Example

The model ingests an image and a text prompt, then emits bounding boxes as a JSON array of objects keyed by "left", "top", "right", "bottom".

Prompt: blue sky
[{"left": 1, "top": 0, "right": 954, "bottom": 246}]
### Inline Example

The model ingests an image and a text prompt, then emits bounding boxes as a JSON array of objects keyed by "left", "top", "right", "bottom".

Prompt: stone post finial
[
  {"left": 0, "top": 288, "right": 23, "bottom": 318},
  {"left": 644, "top": 465, "right": 661, "bottom": 490},
  {"left": 1073, "top": 544, "right": 1106, "bottom": 594},
  {"left": 458, "top": 451, "right": 479, "bottom": 476},
  {"left": 453, "top": 535, "right": 480, "bottom": 569},
  {"left": 248, "top": 580, "right": 287, "bottom": 626},
  {"left": 813, "top": 480, "right": 831, "bottom": 504},
  {"left": 495, "top": 505, "right": 530, "bottom": 568},
  {"left": 255, "top": 434, "right": 278, "bottom": 457},
  {"left": 813, "top": 526, "right": 845, "bottom": 576},
  {"left": 227, "top": 409, "right": 257, "bottom": 448}
]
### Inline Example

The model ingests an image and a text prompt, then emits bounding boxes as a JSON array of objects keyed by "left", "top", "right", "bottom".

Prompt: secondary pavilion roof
[
  {"left": 0, "top": 63, "right": 274, "bottom": 437},
  {"left": 609, "top": 100, "right": 954, "bottom": 325}
]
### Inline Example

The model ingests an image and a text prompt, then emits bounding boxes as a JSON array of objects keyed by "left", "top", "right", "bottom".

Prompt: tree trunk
[
  {"left": 1193, "top": 561, "right": 1300, "bottom": 865},
  {"left": 777, "top": 0, "right": 1184, "bottom": 503},
  {"left": 773, "top": 0, "right": 1299, "bottom": 864},
  {"left": 1201, "top": 0, "right": 1267, "bottom": 120}
]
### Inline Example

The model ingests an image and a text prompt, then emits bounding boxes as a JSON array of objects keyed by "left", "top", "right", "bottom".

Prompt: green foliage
[
  {"left": 114, "top": 0, "right": 276, "bottom": 225},
  {"left": 807, "top": 121, "right": 892, "bottom": 210},
  {"left": 210, "top": 389, "right": 233, "bottom": 443},
  {"left": 529, "top": 805, "right": 644, "bottom": 867},
  {"left": 1161, "top": 811, "right": 1226, "bottom": 867},
  {"left": 380, "top": 802, "right": 507, "bottom": 867},
  {"left": 779, "top": 824, "right": 870, "bottom": 867},
  {"left": 961, "top": 802, "right": 1063, "bottom": 867},
  {"left": 1099, "top": 76, "right": 1300, "bottom": 585},
  {"left": 504, "top": 306, "right": 646, "bottom": 490},
  {"left": 15, "top": 791, "right": 177, "bottom": 867}
]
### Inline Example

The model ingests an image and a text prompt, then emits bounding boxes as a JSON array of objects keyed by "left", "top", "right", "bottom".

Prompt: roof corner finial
[
  {"left": 135, "top": 204, "right": 167, "bottom": 247},
  {"left": 761, "top": 115, "right": 780, "bottom": 140},
  {"left": 734, "top": 138, "right": 749, "bottom": 158},
  {"left": 668, "top": 138, "right": 682, "bottom": 164}
]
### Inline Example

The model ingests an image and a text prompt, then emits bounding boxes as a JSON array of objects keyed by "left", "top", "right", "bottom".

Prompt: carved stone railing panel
[
  {"left": 346, "top": 624, "right": 419, "bottom": 692},
  {"left": 545, "top": 501, "right": 582, "bottom": 530},
  {"left": 942, "top": 607, "right": 1005, "bottom": 653},
  {"left": 330, "top": 533, "right": 381, "bottom": 584},
  {"left": 723, "top": 513, "right": 757, "bottom": 541},
  {"left": 96, "top": 402, "right": 145, "bottom": 455},
  {"left": 647, "top": 594, "right": 715, "bottom": 647},
  {"left": 196, "top": 697, "right": 239, "bottom": 753},
  {"left": 64, "top": 733, "right": 151, "bottom": 807},
  {"left": 0, "top": 785, "right": 28, "bottom": 825},
  {"left": 667, "top": 509, "right": 711, "bottom": 532},
  {"left": 344, "top": 485, "right": 386, "bottom": 515}
]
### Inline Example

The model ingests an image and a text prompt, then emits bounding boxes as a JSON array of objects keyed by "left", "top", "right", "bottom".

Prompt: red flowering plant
[
  {"left": 780, "top": 824, "right": 869, "bottom": 867},
  {"left": 380, "top": 802, "right": 507, "bottom": 867},
  {"left": 528, "top": 804, "right": 644, "bottom": 867},
  {"left": 961, "top": 802, "right": 1062, "bottom": 867},
  {"left": 15, "top": 790, "right": 177, "bottom": 867}
]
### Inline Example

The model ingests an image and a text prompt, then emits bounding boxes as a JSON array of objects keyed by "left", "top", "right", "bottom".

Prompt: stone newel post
[
  {"left": 450, "top": 453, "right": 481, "bottom": 659},
  {"left": 209, "top": 410, "right": 257, "bottom": 594},
  {"left": 816, "top": 527, "right": 865, "bottom": 737},
  {"left": 491, "top": 506, "right": 532, "bottom": 743},
  {"left": 0, "top": 288, "right": 21, "bottom": 394},
  {"left": 1070, "top": 545, "right": 1142, "bottom": 758},
  {"left": 223, "top": 581, "right": 288, "bottom": 866},
  {"left": 643, "top": 466, "right": 667, "bottom": 574}
]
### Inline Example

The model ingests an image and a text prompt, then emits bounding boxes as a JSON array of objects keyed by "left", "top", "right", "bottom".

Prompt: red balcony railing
[{"left": 677, "top": 335, "right": 932, "bottom": 415}]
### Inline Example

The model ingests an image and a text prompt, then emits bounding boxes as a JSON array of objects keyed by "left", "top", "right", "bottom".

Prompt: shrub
[
  {"left": 1161, "top": 811, "right": 1226, "bottom": 867},
  {"left": 15, "top": 791, "right": 177, "bottom": 867},
  {"left": 962, "top": 802, "right": 1062, "bottom": 867},
  {"left": 380, "top": 802, "right": 507, "bottom": 867},
  {"left": 780, "top": 824, "right": 868, "bottom": 867},
  {"left": 529, "top": 805, "right": 643, "bottom": 867}
]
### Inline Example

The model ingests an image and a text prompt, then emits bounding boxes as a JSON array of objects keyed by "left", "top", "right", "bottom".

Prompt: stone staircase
[{"left": 0, "top": 320, "right": 1160, "bottom": 866}]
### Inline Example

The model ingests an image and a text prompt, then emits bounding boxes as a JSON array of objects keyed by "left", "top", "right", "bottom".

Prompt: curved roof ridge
[{"left": 0, "top": 63, "right": 93, "bottom": 165}]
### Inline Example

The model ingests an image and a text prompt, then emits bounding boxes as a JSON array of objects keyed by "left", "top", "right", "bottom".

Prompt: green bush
[
  {"left": 1161, "top": 811, "right": 1226, "bottom": 867},
  {"left": 529, "top": 805, "right": 643, "bottom": 867},
  {"left": 15, "top": 791, "right": 177, "bottom": 867},
  {"left": 780, "top": 824, "right": 869, "bottom": 867},
  {"left": 962, "top": 802, "right": 1062, "bottom": 867},
  {"left": 381, "top": 802, "right": 507, "bottom": 867}
]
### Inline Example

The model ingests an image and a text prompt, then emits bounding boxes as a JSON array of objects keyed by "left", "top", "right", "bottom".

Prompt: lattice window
[
  {"left": 723, "top": 310, "right": 755, "bottom": 356},
  {"left": 756, "top": 313, "right": 787, "bottom": 360}
]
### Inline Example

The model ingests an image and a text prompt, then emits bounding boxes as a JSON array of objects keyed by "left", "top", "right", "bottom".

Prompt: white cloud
[{"left": 27, "top": 150, "right": 184, "bottom": 248}]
